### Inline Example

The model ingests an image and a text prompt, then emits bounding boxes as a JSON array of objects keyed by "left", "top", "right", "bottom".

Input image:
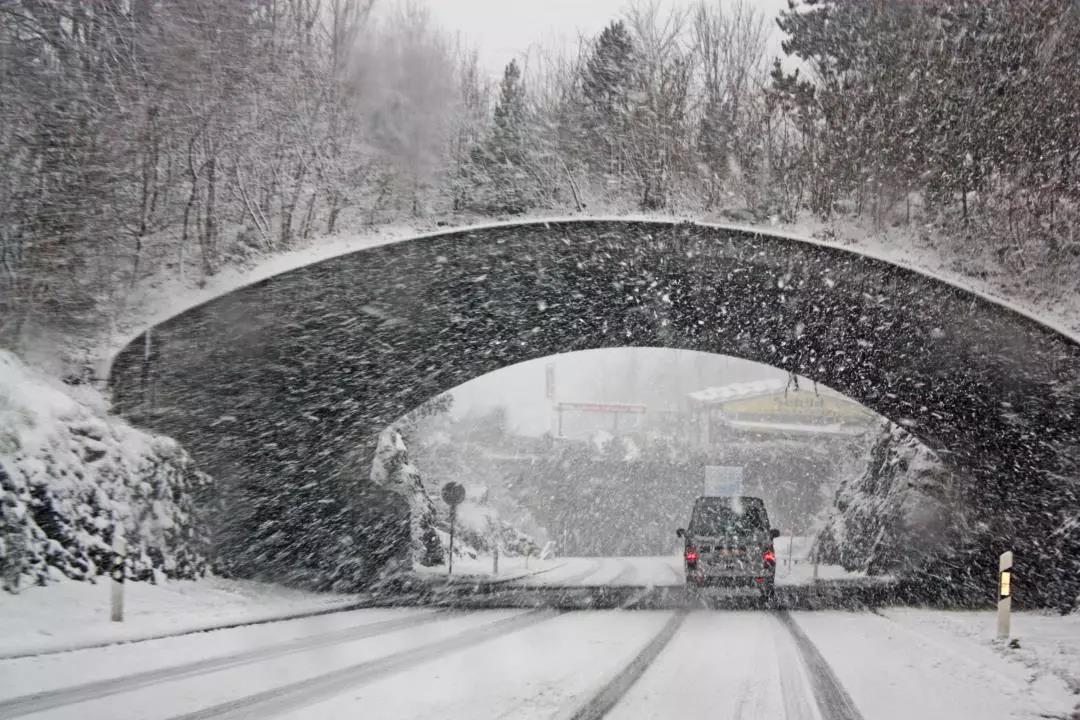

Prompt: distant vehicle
[{"left": 677, "top": 496, "right": 780, "bottom": 603}]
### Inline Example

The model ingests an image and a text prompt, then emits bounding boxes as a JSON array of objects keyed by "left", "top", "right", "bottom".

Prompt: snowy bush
[
  {"left": 0, "top": 352, "right": 213, "bottom": 592},
  {"left": 449, "top": 498, "right": 540, "bottom": 559}
]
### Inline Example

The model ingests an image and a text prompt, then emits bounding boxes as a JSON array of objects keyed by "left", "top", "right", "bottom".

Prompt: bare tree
[
  {"left": 623, "top": 2, "right": 695, "bottom": 210},
  {"left": 692, "top": 0, "right": 769, "bottom": 209}
]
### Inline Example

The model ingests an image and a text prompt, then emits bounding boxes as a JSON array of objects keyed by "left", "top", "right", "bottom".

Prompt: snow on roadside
[
  {"left": 881, "top": 607, "right": 1080, "bottom": 698},
  {"left": 0, "top": 575, "right": 359, "bottom": 658},
  {"left": 792, "top": 609, "right": 1078, "bottom": 720}
]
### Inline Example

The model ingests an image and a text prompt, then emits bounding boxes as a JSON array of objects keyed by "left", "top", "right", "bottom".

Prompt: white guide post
[
  {"left": 111, "top": 530, "right": 126, "bottom": 622},
  {"left": 997, "top": 551, "right": 1013, "bottom": 640}
]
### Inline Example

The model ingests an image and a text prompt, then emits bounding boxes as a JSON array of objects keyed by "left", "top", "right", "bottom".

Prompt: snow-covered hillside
[{"left": 0, "top": 352, "right": 213, "bottom": 592}]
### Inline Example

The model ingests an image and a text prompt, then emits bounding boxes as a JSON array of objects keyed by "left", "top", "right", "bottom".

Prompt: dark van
[{"left": 677, "top": 496, "right": 780, "bottom": 601}]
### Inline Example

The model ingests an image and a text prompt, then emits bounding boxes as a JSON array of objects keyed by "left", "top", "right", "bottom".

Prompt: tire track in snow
[
  {"left": 0, "top": 611, "right": 450, "bottom": 719},
  {"left": 770, "top": 614, "right": 821, "bottom": 720},
  {"left": 776, "top": 611, "right": 865, "bottom": 720},
  {"left": 517, "top": 559, "right": 603, "bottom": 587},
  {"left": 567, "top": 609, "right": 688, "bottom": 720},
  {"left": 162, "top": 609, "right": 559, "bottom": 720}
]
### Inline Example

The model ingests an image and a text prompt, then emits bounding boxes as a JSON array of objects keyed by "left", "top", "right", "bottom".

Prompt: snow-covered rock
[
  {"left": 0, "top": 352, "right": 212, "bottom": 592},
  {"left": 370, "top": 427, "right": 443, "bottom": 567},
  {"left": 815, "top": 422, "right": 968, "bottom": 578}
]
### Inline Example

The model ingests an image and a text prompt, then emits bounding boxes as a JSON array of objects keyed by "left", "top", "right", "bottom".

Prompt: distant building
[{"left": 686, "top": 378, "right": 877, "bottom": 446}]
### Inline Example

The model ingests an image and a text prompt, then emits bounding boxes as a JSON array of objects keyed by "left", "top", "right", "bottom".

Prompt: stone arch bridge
[{"left": 109, "top": 220, "right": 1080, "bottom": 604}]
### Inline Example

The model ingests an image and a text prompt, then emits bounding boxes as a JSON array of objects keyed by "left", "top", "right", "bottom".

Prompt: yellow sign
[
  {"left": 721, "top": 392, "right": 872, "bottom": 421},
  {"left": 1000, "top": 570, "right": 1011, "bottom": 597}
]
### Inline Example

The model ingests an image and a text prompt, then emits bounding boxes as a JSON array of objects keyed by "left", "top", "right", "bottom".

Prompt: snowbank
[
  {"left": 0, "top": 351, "right": 212, "bottom": 591},
  {"left": 0, "top": 575, "right": 358, "bottom": 658},
  {"left": 881, "top": 607, "right": 1080, "bottom": 699}
]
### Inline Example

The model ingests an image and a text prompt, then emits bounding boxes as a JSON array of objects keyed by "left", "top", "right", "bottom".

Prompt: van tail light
[
  {"left": 685, "top": 547, "right": 699, "bottom": 563},
  {"left": 763, "top": 549, "right": 776, "bottom": 563}
]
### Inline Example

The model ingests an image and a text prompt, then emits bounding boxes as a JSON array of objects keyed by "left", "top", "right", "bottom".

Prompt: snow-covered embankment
[{"left": 0, "top": 351, "right": 213, "bottom": 592}]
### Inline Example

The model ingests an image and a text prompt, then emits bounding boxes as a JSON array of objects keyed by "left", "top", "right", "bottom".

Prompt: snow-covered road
[
  {"left": 509, "top": 556, "right": 683, "bottom": 587},
  {"left": 2, "top": 604, "right": 1075, "bottom": 720},
  {"left": 501, "top": 551, "right": 869, "bottom": 588}
]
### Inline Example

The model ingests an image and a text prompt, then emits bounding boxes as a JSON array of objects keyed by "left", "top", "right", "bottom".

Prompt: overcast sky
[{"left": 427, "top": 0, "right": 791, "bottom": 78}]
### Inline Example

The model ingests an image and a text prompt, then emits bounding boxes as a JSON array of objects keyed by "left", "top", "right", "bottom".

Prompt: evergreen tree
[
  {"left": 472, "top": 60, "right": 535, "bottom": 213},
  {"left": 579, "top": 21, "right": 636, "bottom": 179}
]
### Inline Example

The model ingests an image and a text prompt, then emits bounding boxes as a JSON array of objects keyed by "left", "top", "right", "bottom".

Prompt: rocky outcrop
[
  {"left": 815, "top": 422, "right": 969, "bottom": 577},
  {"left": 0, "top": 352, "right": 212, "bottom": 592}
]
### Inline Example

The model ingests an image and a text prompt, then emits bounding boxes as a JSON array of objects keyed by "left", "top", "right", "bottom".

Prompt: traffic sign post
[
  {"left": 441, "top": 482, "right": 465, "bottom": 576},
  {"left": 997, "top": 551, "right": 1013, "bottom": 640}
]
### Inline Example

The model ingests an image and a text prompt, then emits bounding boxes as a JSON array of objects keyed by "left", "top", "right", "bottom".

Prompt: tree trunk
[
  {"left": 301, "top": 191, "right": 318, "bottom": 239},
  {"left": 201, "top": 154, "right": 217, "bottom": 275},
  {"left": 280, "top": 156, "right": 308, "bottom": 248},
  {"left": 327, "top": 192, "right": 342, "bottom": 234}
]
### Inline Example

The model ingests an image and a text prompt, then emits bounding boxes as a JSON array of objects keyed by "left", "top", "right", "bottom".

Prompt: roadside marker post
[
  {"left": 110, "top": 529, "right": 126, "bottom": 622},
  {"left": 997, "top": 551, "right": 1013, "bottom": 640},
  {"left": 441, "top": 482, "right": 465, "bottom": 577}
]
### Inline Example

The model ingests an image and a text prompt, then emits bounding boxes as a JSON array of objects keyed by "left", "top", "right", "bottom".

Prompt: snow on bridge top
[{"left": 99, "top": 216, "right": 1080, "bottom": 383}]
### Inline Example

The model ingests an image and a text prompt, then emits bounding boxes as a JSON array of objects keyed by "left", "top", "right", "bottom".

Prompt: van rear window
[{"left": 690, "top": 498, "right": 767, "bottom": 536}]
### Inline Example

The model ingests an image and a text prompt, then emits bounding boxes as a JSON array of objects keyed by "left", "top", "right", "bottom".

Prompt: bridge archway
[{"left": 109, "top": 220, "right": 1080, "bottom": 602}]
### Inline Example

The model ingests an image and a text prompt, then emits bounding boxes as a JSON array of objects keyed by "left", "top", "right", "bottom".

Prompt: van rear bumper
[{"left": 686, "top": 572, "right": 774, "bottom": 588}]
